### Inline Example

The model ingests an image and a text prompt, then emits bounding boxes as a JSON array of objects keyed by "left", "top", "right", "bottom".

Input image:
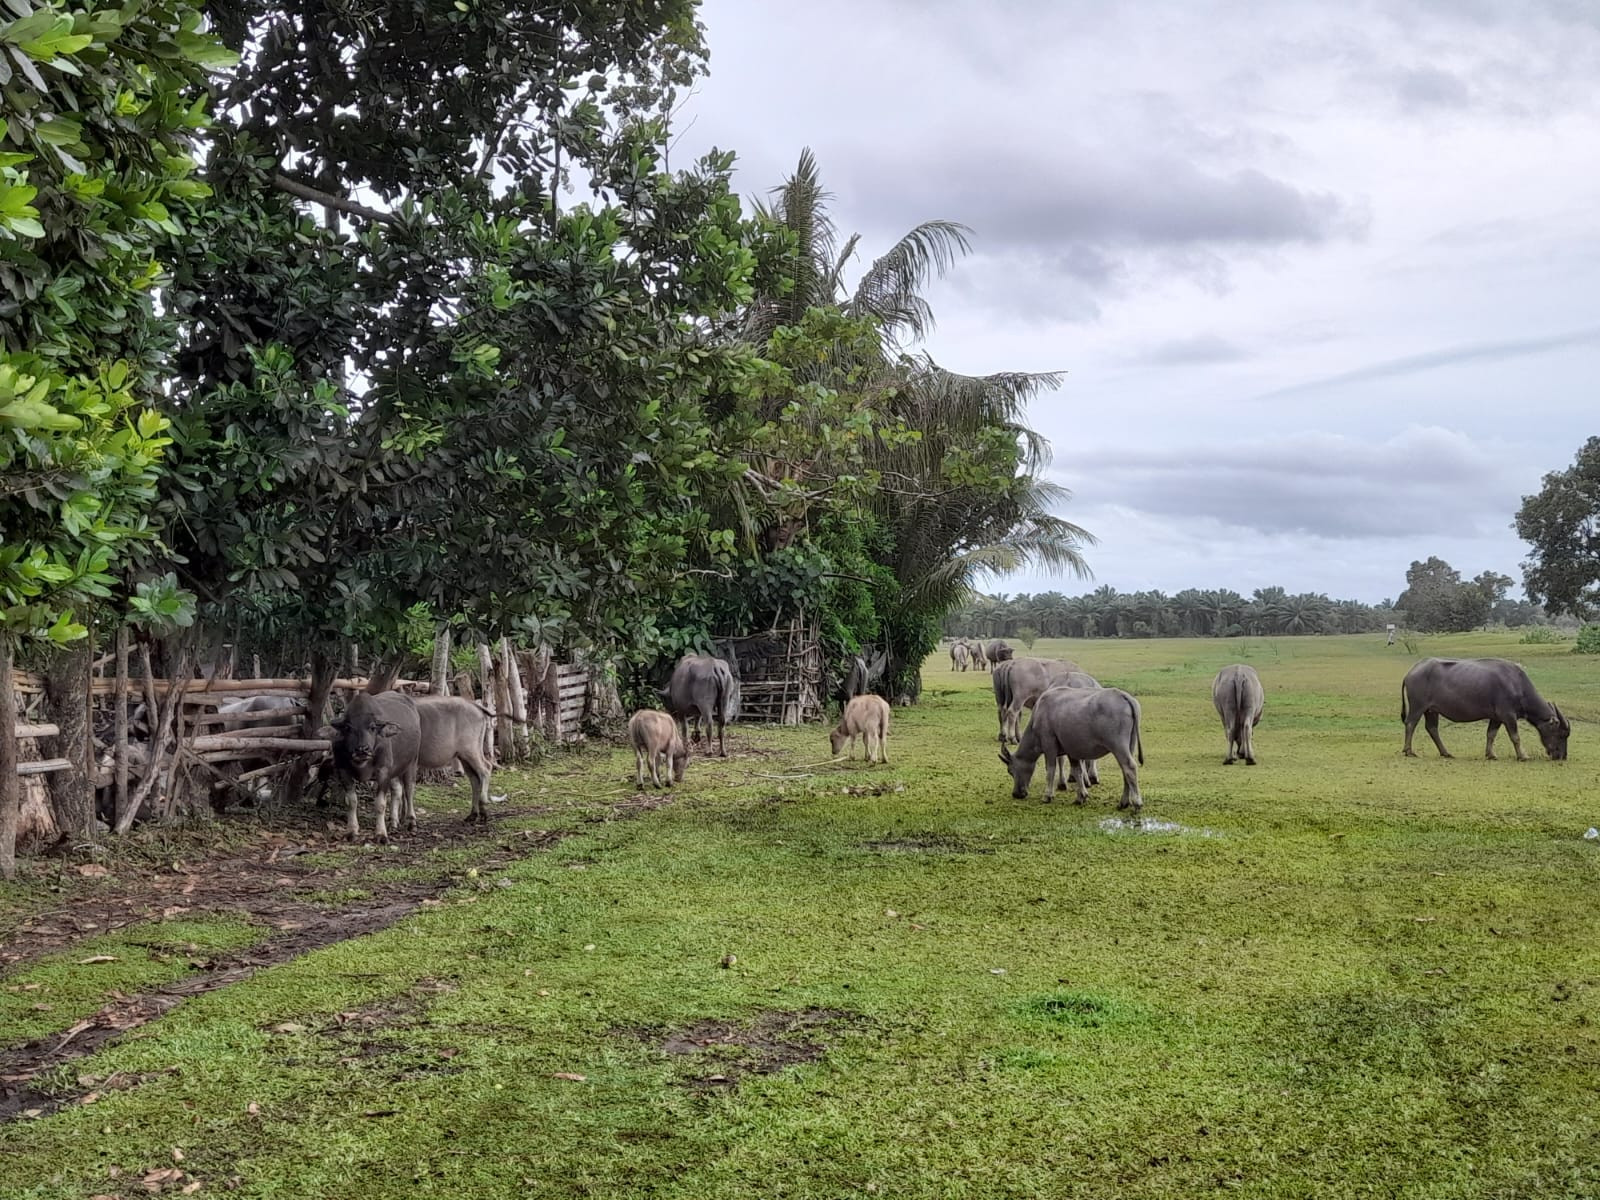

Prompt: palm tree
[{"left": 747, "top": 150, "right": 1094, "bottom": 682}]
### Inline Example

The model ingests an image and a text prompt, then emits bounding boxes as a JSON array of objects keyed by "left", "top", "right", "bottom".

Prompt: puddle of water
[{"left": 1097, "top": 817, "right": 1220, "bottom": 838}]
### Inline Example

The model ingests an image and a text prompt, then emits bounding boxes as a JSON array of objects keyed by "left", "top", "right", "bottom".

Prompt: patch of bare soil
[
  {"left": 0, "top": 793, "right": 666, "bottom": 1123},
  {"left": 630, "top": 1008, "right": 859, "bottom": 1089}
]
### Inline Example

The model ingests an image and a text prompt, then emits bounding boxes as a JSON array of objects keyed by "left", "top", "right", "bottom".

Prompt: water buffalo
[
  {"left": 1400, "top": 657, "right": 1569, "bottom": 761},
  {"left": 950, "top": 642, "right": 971, "bottom": 672},
  {"left": 1212, "top": 664, "right": 1265, "bottom": 765},
  {"left": 409, "top": 695, "right": 495, "bottom": 824},
  {"left": 629, "top": 709, "right": 686, "bottom": 789},
  {"left": 1044, "top": 671, "right": 1104, "bottom": 785},
  {"left": 331, "top": 691, "right": 419, "bottom": 843},
  {"left": 998, "top": 685, "right": 1144, "bottom": 811},
  {"left": 663, "top": 654, "right": 739, "bottom": 757},
  {"left": 967, "top": 640, "right": 990, "bottom": 671},
  {"left": 986, "top": 640, "right": 1015, "bottom": 665},
  {"left": 992, "top": 657, "right": 1083, "bottom": 744},
  {"left": 831, "top": 694, "right": 891, "bottom": 764}
]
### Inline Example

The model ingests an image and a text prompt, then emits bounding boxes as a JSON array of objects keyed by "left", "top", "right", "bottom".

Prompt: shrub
[
  {"left": 1574, "top": 625, "right": 1600, "bottom": 655},
  {"left": 1015, "top": 626, "right": 1038, "bottom": 649},
  {"left": 1519, "top": 626, "right": 1566, "bottom": 645}
]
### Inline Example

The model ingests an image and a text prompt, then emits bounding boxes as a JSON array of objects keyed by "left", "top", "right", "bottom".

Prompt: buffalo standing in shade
[
  {"left": 1212, "top": 664, "right": 1265, "bottom": 765},
  {"left": 663, "top": 654, "right": 740, "bottom": 758},
  {"left": 1400, "top": 657, "right": 1569, "bottom": 760}
]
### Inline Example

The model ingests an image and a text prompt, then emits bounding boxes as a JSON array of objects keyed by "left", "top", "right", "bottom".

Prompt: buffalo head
[
  {"left": 1536, "top": 705, "right": 1571, "bottom": 760},
  {"left": 333, "top": 695, "right": 403, "bottom": 768},
  {"left": 997, "top": 745, "right": 1036, "bottom": 800}
]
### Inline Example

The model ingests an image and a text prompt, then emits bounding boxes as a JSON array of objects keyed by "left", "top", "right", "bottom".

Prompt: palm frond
[{"left": 848, "top": 220, "right": 974, "bottom": 344}]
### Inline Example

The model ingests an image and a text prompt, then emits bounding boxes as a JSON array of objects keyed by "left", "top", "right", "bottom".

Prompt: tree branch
[{"left": 272, "top": 173, "right": 395, "bottom": 226}]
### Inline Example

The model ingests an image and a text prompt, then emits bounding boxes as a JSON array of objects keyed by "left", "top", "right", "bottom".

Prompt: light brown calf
[
  {"left": 830, "top": 694, "right": 891, "bottom": 764},
  {"left": 629, "top": 709, "right": 687, "bottom": 788}
]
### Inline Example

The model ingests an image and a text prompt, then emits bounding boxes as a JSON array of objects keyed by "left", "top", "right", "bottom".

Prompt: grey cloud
[
  {"left": 1256, "top": 326, "right": 1600, "bottom": 400},
  {"left": 1120, "top": 335, "right": 1252, "bottom": 367},
  {"left": 1059, "top": 427, "right": 1517, "bottom": 541},
  {"left": 1392, "top": 66, "right": 1474, "bottom": 110}
]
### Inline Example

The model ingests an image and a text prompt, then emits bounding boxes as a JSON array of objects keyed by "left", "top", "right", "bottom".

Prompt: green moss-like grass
[{"left": 4, "top": 631, "right": 1599, "bottom": 1197}]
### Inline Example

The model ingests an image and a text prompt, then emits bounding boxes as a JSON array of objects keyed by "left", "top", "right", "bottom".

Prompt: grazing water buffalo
[
  {"left": 1401, "top": 657, "right": 1569, "bottom": 760},
  {"left": 986, "top": 640, "right": 1014, "bottom": 665},
  {"left": 998, "top": 686, "right": 1144, "bottom": 811},
  {"left": 831, "top": 694, "right": 891, "bottom": 764},
  {"left": 1045, "top": 671, "right": 1104, "bottom": 785},
  {"left": 332, "top": 691, "right": 420, "bottom": 843},
  {"left": 950, "top": 642, "right": 971, "bottom": 672},
  {"left": 992, "top": 657, "right": 1083, "bottom": 744},
  {"left": 663, "top": 654, "right": 739, "bottom": 757},
  {"left": 629, "top": 709, "right": 686, "bottom": 789},
  {"left": 967, "top": 640, "right": 990, "bottom": 671},
  {"left": 1212, "top": 664, "right": 1265, "bottom": 765}
]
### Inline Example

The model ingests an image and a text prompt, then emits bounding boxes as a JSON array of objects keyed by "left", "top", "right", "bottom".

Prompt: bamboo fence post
[
  {"left": 431, "top": 629, "right": 452, "bottom": 696},
  {"left": 113, "top": 626, "right": 129, "bottom": 830},
  {"left": 502, "top": 637, "right": 530, "bottom": 760},
  {"left": 476, "top": 643, "right": 501, "bottom": 763},
  {"left": 0, "top": 637, "right": 18, "bottom": 881}
]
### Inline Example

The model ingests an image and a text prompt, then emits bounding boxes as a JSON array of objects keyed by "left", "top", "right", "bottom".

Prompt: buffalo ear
[{"left": 331, "top": 717, "right": 348, "bottom": 732}]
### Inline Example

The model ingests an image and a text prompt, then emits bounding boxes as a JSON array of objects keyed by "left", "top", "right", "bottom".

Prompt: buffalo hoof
[
  {"left": 1403, "top": 749, "right": 1418, "bottom": 758},
  {"left": 1438, "top": 751, "right": 1454, "bottom": 759},
  {"left": 1244, "top": 757, "right": 1256, "bottom": 766},
  {"left": 1117, "top": 799, "right": 1131, "bottom": 811},
  {"left": 1223, "top": 757, "right": 1236, "bottom": 765}
]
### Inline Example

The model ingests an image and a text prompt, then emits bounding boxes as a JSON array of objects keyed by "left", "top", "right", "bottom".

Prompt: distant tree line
[{"left": 948, "top": 561, "right": 1549, "bottom": 640}]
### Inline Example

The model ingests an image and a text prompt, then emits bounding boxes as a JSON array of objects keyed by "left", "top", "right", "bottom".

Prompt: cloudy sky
[{"left": 673, "top": 0, "right": 1600, "bottom": 602}]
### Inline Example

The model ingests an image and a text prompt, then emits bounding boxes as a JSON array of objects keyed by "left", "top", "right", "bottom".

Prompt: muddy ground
[{"left": 0, "top": 787, "right": 670, "bottom": 1121}]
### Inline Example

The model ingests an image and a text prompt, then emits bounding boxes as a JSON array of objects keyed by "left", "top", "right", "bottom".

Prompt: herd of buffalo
[{"left": 325, "top": 642, "right": 1573, "bottom": 840}]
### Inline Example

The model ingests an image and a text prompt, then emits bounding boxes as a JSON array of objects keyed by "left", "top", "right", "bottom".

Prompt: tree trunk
[
  {"left": 283, "top": 651, "right": 335, "bottom": 807},
  {"left": 431, "top": 629, "right": 452, "bottom": 696},
  {"left": 114, "top": 625, "right": 129, "bottom": 830},
  {"left": 0, "top": 637, "right": 19, "bottom": 881},
  {"left": 41, "top": 640, "right": 94, "bottom": 840}
]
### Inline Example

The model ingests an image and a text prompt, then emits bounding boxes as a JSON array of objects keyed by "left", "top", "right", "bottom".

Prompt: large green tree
[{"left": 1516, "top": 436, "right": 1600, "bottom": 618}]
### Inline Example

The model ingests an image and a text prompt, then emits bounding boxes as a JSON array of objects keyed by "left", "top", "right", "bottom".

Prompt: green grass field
[{"left": 5, "top": 632, "right": 1600, "bottom": 1198}]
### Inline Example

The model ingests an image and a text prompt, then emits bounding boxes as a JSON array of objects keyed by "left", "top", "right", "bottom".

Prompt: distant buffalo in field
[
  {"left": 950, "top": 642, "right": 970, "bottom": 672},
  {"left": 998, "top": 686, "right": 1144, "bottom": 811},
  {"left": 1212, "top": 664, "right": 1265, "bottom": 765},
  {"left": 1401, "top": 657, "right": 1569, "bottom": 761},
  {"left": 967, "top": 640, "right": 989, "bottom": 671},
  {"left": 986, "top": 640, "right": 1014, "bottom": 665}
]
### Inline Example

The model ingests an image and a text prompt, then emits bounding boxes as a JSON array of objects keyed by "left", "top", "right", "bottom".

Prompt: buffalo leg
[
  {"left": 1485, "top": 720, "right": 1500, "bottom": 760},
  {"left": 1042, "top": 753, "right": 1059, "bottom": 802},
  {"left": 1240, "top": 720, "right": 1256, "bottom": 766},
  {"left": 879, "top": 721, "right": 889, "bottom": 765},
  {"left": 1074, "top": 760, "right": 1091, "bottom": 806},
  {"left": 460, "top": 748, "right": 491, "bottom": 822},
  {"left": 402, "top": 763, "right": 418, "bottom": 832},
  {"left": 1402, "top": 708, "right": 1423, "bottom": 756},
  {"left": 345, "top": 784, "right": 361, "bottom": 840},
  {"left": 1504, "top": 719, "right": 1528, "bottom": 761},
  {"left": 1112, "top": 747, "right": 1142, "bottom": 813},
  {"left": 1424, "top": 712, "right": 1452, "bottom": 758},
  {"left": 373, "top": 782, "right": 389, "bottom": 844},
  {"left": 635, "top": 748, "right": 647, "bottom": 788},
  {"left": 716, "top": 710, "right": 727, "bottom": 757}
]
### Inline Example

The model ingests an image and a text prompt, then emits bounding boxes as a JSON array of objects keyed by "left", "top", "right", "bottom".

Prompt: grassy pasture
[{"left": 4, "top": 631, "right": 1600, "bottom": 1198}]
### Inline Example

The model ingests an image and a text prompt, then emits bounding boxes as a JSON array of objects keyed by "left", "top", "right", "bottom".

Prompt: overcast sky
[{"left": 673, "top": 0, "right": 1600, "bottom": 602}]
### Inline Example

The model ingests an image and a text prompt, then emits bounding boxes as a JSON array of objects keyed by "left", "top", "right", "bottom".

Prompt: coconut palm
[{"left": 747, "top": 150, "right": 1093, "bottom": 679}]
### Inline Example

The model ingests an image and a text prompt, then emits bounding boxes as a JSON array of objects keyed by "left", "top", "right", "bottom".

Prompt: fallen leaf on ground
[
  {"left": 552, "top": 1072, "right": 587, "bottom": 1082},
  {"left": 181, "top": 1182, "right": 203, "bottom": 1195},
  {"left": 171, "top": 1148, "right": 185, "bottom": 1162},
  {"left": 246, "top": 1102, "right": 260, "bottom": 1116},
  {"left": 270, "top": 1023, "right": 306, "bottom": 1035},
  {"left": 77, "top": 864, "right": 111, "bottom": 878},
  {"left": 78, "top": 955, "right": 120, "bottom": 964}
]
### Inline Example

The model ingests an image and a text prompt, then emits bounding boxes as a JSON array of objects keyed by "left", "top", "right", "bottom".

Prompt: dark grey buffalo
[
  {"left": 663, "top": 654, "right": 740, "bottom": 757},
  {"left": 1401, "top": 657, "right": 1569, "bottom": 760},
  {"left": 1212, "top": 664, "right": 1265, "bottom": 765},
  {"left": 331, "top": 691, "right": 420, "bottom": 842},
  {"left": 992, "top": 657, "right": 1083, "bottom": 744},
  {"left": 998, "top": 686, "right": 1145, "bottom": 811},
  {"left": 986, "top": 640, "right": 1014, "bottom": 665}
]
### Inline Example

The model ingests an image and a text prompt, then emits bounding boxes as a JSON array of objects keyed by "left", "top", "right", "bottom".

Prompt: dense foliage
[
  {"left": 1516, "top": 436, "right": 1600, "bottom": 619},
  {"left": 948, "top": 569, "right": 1547, "bottom": 640}
]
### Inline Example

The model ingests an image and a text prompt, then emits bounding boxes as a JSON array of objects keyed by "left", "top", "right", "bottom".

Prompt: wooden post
[
  {"left": 114, "top": 625, "right": 129, "bottom": 830},
  {"left": 476, "top": 643, "right": 500, "bottom": 763},
  {"left": 501, "top": 637, "right": 530, "bottom": 760},
  {"left": 431, "top": 629, "right": 452, "bottom": 696},
  {"left": 0, "top": 637, "right": 18, "bottom": 881},
  {"left": 117, "top": 647, "right": 189, "bottom": 834},
  {"left": 283, "top": 651, "right": 335, "bottom": 808}
]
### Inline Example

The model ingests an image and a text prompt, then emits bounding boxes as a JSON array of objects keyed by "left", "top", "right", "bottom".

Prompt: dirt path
[{"left": 0, "top": 792, "right": 669, "bottom": 1122}]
